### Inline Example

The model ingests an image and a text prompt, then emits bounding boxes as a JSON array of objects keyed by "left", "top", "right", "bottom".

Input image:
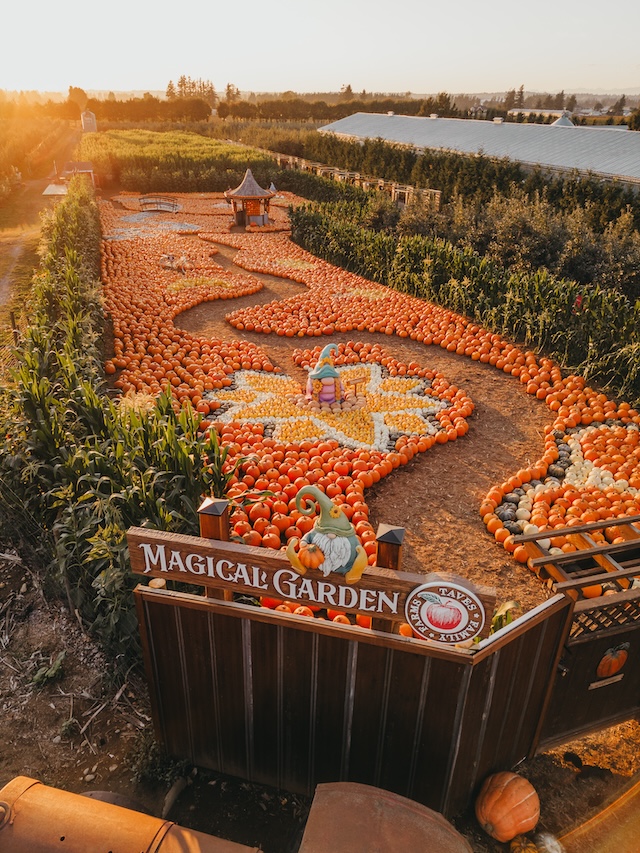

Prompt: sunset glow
[{"left": 3, "top": 0, "right": 639, "bottom": 95}]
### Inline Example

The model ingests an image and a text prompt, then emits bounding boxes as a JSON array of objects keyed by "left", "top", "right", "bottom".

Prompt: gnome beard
[{"left": 308, "top": 533, "right": 353, "bottom": 576}]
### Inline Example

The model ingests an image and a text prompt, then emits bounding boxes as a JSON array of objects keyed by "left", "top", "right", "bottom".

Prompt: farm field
[{"left": 2, "top": 184, "right": 640, "bottom": 852}]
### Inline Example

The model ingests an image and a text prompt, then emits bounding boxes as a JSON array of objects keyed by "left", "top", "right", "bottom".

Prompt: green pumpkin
[{"left": 510, "top": 837, "right": 538, "bottom": 853}]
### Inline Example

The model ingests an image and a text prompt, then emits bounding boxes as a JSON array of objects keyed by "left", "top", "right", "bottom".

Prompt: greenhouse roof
[{"left": 318, "top": 113, "right": 640, "bottom": 184}]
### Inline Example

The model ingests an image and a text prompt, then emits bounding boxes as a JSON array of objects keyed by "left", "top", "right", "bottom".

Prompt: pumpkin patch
[{"left": 100, "top": 192, "right": 640, "bottom": 605}]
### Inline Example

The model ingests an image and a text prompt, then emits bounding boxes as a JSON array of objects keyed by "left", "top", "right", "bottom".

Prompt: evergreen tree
[
  {"left": 225, "top": 83, "right": 241, "bottom": 103},
  {"left": 166, "top": 80, "right": 176, "bottom": 100},
  {"left": 610, "top": 94, "right": 626, "bottom": 114},
  {"left": 339, "top": 84, "right": 354, "bottom": 102},
  {"left": 504, "top": 89, "right": 516, "bottom": 111},
  {"left": 435, "top": 92, "right": 457, "bottom": 116},
  {"left": 201, "top": 81, "right": 217, "bottom": 107}
]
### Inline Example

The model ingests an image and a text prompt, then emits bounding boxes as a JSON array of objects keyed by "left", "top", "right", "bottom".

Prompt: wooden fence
[
  {"left": 241, "top": 143, "right": 443, "bottom": 210},
  {"left": 133, "top": 579, "right": 571, "bottom": 817},
  {"left": 130, "top": 513, "right": 640, "bottom": 817}
]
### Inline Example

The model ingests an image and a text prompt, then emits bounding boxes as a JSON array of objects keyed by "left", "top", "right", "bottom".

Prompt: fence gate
[{"left": 517, "top": 516, "right": 640, "bottom": 751}]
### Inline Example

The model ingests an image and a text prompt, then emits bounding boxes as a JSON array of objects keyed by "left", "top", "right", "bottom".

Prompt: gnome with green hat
[{"left": 286, "top": 485, "right": 368, "bottom": 584}]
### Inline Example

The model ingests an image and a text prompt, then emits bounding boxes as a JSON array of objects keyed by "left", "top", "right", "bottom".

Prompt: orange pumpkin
[
  {"left": 297, "top": 541, "right": 325, "bottom": 570},
  {"left": 596, "top": 643, "right": 630, "bottom": 679},
  {"left": 475, "top": 771, "right": 540, "bottom": 842}
]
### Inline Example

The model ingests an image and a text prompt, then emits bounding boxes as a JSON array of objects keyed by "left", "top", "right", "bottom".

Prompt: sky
[{"left": 2, "top": 0, "right": 639, "bottom": 97}]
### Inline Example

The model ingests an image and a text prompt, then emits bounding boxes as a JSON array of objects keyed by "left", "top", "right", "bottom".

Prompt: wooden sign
[{"left": 127, "top": 527, "right": 495, "bottom": 641}]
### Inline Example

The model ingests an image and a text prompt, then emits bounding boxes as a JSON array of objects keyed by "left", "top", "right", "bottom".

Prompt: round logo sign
[{"left": 405, "top": 581, "right": 485, "bottom": 643}]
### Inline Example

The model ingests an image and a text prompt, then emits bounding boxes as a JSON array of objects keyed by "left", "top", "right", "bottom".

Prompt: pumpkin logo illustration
[{"left": 596, "top": 643, "right": 630, "bottom": 679}]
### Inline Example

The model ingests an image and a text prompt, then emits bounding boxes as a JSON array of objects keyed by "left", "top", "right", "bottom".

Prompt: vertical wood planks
[{"left": 134, "top": 586, "right": 615, "bottom": 817}]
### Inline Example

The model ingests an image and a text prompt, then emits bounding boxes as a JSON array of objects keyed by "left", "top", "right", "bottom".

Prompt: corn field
[
  {"left": 0, "top": 177, "right": 226, "bottom": 656},
  {"left": 290, "top": 201, "right": 640, "bottom": 404}
]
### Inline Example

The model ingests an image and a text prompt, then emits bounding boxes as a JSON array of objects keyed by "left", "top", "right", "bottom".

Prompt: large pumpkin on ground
[{"left": 475, "top": 771, "right": 540, "bottom": 842}]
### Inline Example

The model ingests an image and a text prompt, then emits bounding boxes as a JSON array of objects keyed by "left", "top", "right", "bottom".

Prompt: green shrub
[{"left": 290, "top": 201, "right": 640, "bottom": 403}]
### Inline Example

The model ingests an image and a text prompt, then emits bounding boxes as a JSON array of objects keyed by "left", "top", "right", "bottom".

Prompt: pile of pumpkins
[{"left": 475, "top": 771, "right": 565, "bottom": 852}]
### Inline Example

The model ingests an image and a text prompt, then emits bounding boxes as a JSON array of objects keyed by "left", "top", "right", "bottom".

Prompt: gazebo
[{"left": 224, "top": 168, "right": 274, "bottom": 226}]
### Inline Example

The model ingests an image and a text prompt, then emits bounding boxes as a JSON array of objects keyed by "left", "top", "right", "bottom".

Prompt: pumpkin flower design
[{"left": 210, "top": 364, "right": 447, "bottom": 452}]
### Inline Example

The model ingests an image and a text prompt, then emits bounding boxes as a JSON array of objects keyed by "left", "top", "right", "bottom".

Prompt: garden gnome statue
[
  {"left": 286, "top": 485, "right": 368, "bottom": 584},
  {"left": 306, "top": 343, "right": 342, "bottom": 404}
]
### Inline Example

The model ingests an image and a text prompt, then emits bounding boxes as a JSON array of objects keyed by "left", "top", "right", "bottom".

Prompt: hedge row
[{"left": 297, "top": 133, "right": 640, "bottom": 232}]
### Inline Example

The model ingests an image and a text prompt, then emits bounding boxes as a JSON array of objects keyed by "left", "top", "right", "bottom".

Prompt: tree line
[{"left": 3, "top": 83, "right": 638, "bottom": 129}]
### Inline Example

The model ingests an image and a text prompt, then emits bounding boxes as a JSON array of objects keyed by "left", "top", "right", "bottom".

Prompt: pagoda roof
[{"left": 224, "top": 168, "right": 275, "bottom": 200}]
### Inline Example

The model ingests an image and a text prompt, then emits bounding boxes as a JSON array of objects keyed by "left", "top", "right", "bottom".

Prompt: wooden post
[
  {"left": 376, "top": 523, "right": 405, "bottom": 572},
  {"left": 10, "top": 312, "right": 19, "bottom": 347},
  {"left": 197, "top": 497, "right": 233, "bottom": 600},
  {"left": 372, "top": 523, "right": 405, "bottom": 632}
]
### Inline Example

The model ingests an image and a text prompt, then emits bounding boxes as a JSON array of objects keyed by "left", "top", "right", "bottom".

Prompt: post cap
[
  {"left": 197, "top": 496, "right": 229, "bottom": 517},
  {"left": 376, "top": 524, "right": 406, "bottom": 545}
]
